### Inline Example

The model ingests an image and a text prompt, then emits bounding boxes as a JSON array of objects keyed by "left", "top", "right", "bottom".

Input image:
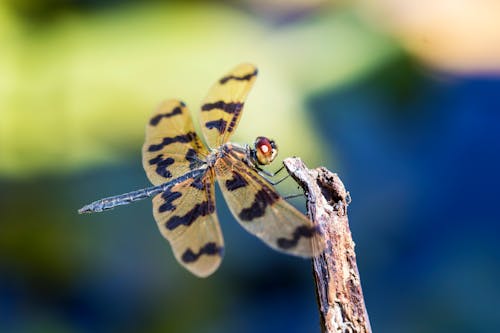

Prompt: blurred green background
[{"left": 1, "top": 0, "right": 500, "bottom": 332}]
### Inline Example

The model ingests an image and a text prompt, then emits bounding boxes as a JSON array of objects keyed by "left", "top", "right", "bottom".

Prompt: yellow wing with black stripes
[
  {"left": 199, "top": 63, "right": 258, "bottom": 148},
  {"left": 142, "top": 99, "right": 208, "bottom": 185},
  {"left": 152, "top": 169, "right": 224, "bottom": 277},
  {"left": 214, "top": 152, "right": 325, "bottom": 257}
]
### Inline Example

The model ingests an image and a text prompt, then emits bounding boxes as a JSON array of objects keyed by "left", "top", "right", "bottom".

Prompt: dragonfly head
[{"left": 253, "top": 136, "right": 278, "bottom": 165}]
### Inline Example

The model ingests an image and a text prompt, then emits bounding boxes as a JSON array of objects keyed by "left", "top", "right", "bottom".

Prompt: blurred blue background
[{"left": 1, "top": 1, "right": 500, "bottom": 332}]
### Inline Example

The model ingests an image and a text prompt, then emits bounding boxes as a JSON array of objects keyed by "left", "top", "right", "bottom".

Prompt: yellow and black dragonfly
[{"left": 79, "top": 64, "right": 324, "bottom": 277}]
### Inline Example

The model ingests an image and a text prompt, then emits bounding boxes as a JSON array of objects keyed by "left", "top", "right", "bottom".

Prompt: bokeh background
[{"left": 1, "top": 0, "right": 500, "bottom": 332}]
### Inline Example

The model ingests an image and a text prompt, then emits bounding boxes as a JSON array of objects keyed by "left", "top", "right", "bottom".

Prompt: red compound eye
[{"left": 257, "top": 137, "right": 272, "bottom": 156}]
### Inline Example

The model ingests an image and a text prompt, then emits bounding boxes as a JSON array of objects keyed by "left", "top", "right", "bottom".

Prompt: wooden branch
[{"left": 283, "top": 157, "right": 372, "bottom": 333}]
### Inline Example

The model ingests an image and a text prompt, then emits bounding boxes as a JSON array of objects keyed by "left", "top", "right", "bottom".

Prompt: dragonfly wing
[
  {"left": 152, "top": 169, "right": 224, "bottom": 277},
  {"left": 214, "top": 154, "right": 325, "bottom": 257},
  {"left": 143, "top": 99, "right": 208, "bottom": 185},
  {"left": 200, "top": 63, "right": 258, "bottom": 148}
]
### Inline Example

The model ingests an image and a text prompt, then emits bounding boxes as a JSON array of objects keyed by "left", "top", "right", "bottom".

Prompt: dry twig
[{"left": 283, "top": 157, "right": 371, "bottom": 333}]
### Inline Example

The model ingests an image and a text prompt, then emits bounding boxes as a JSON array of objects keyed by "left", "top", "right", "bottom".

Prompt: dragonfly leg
[
  {"left": 254, "top": 163, "right": 290, "bottom": 185},
  {"left": 283, "top": 193, "right": 305, "bottom": 200},
  {"left": 257, "top": 164, "right": 285, "bottom": 178},
  {"left": 257, "top": 171, "right": 290, "bottom": 185}
]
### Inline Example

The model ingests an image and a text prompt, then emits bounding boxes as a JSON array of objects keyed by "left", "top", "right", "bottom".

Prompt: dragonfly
[{"left": 79, "top": 63, "right": 324, "bottom": 277}]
